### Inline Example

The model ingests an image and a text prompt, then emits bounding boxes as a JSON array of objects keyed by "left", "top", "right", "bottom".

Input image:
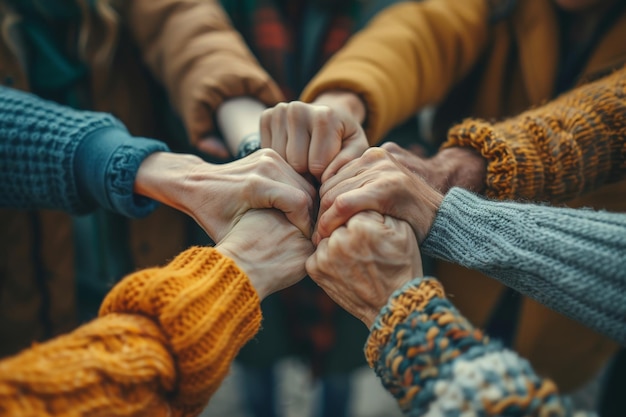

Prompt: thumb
[{"left": 196, "top": 136, "right": 231, "bottom": 159}]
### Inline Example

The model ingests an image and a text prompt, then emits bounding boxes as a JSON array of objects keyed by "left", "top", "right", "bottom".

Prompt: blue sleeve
[
  {"left": 421, "top": 187, "right": 626, "bottom": 344},
  {"left": 0, "top": 86, "right": 169, "bottom": 217}
]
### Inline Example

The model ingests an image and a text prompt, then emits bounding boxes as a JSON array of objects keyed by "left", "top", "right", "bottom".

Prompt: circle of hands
[{"left": 170, "top": 102, "right": 470, "bottom": 328}]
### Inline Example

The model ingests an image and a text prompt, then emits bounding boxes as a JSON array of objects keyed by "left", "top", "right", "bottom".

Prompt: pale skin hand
[
  {"left": 260, "top": 91, "right": 368, "bottom": 182},
  {"left": 315, "top": 147, "right": 444, "bottom": 245},
  {"left": 217, "top": 209, "right": 314, "bottom": 300},
  {"left": 133, "top": 150, "right": 316, "bottom": 242},
  {"left": 381, "top": 142, "right": 487, "bottom": 194},
  {"left": 307, "top": 211, "right": 423, "bottom": 328}
]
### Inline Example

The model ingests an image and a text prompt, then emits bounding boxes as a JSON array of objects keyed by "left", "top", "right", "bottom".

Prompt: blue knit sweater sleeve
[
  {"left": 0, "top": 86, "right": 169, "bottom": 217},
  {"left": 421, "top": 187, "right": 626, "bottom": 344}
]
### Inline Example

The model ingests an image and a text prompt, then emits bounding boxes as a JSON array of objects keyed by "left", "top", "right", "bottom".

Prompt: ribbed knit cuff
[
  {"left": 364, "top": 277, "right": 571, "bottom": 416},
  {"left": 74, "top": 129, "right": 170, "bottom": 218},
  {"left": 442, "top": 119, "right": 543, "bottom": 201},
  {"left": 99, "top": 246, "right": 262, "bottom": 413}
]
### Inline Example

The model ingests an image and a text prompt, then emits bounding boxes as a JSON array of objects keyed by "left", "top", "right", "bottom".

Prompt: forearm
[
  {"left": 0, "top": 86, "right": 166, "bottom": 217},
  {"left": 443, "top": 66, "right": 626, "bottom": 202},
  {"left": 301, "top": 0, "right": 488, "bottom": 142},
  {"left": 422, "top": 187, "right": 626, "bottom": 343},
  {"left": 0, "top": 247, "right": 262, "bottom": 416},
  {"left": 216, "top": 97, "right": 266, "bottom": 156},
  {"left": 366, "top": 278, "right": 585, "bottom": 416}
]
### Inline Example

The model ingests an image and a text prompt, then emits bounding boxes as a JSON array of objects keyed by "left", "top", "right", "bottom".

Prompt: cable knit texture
[
  {"left": 443, "top": 66, "right": 626, "bottom": 202},
  {"left": 365, "top": 278, "right": 590, "bottom": 416},
  {"left": 422, "top": 188, "right": 626, "bottom": 344},
  {"left": 0, "top": 86, "right": 126, "bottom": 213},
  {"left": 0, "top": 247, "right": 262, "bottom": 417}
]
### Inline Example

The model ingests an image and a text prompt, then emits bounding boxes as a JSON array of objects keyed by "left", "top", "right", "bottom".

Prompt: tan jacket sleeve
[
  {"left": 123, "top": 0, "right": 283, "bottom": 144},
  {"left": 300, "top": 0, "right": 490, "bottom": 143},
  {"left": 443, "top": 66, "right": 626, "bottom": 202}
]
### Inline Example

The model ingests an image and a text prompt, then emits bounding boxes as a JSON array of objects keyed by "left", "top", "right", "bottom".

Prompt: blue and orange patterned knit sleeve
[{"left": 365, "top": 277, "right": 594, "bottom": 416}]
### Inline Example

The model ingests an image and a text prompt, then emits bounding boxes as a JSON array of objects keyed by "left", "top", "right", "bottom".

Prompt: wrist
[
  {"left": 216, "top": 244, "right": 269, "bottom": 300},
  {"left": 134, "top": 152, "right": 206, "bottom": 213},
  {"left": 312, "top": 91, "right": 366, "bottom": 124}
]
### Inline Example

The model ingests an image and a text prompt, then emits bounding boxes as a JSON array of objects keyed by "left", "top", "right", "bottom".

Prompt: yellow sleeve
[
  {"left": 301, "top": 0, "right": 490, "bottom": 143},
  {"left": 443, "top": 66, "right": 626, "bottom": 201},
  {"left": 0, "top": 247, "right": 261, "bottom": 417},
  {"left": 122, "top": 0, "right": 283, "bottom": 143}
]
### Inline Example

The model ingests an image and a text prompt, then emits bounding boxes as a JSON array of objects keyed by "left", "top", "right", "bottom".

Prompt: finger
[
  {"left": 285, "top": 103, "right": 313, "bottom": 175},
  {"left": 269, "top": 104, "right": 288, "bottom": 158},
  {"left": 256, "top": 180, "right": 314, "bottom": 237},
  {"left": 253, "top": 149, "right": 318, "bottom": 200},
  {"left": 316, "top": 188, "right": 379, "bottom": 242},
  {"left": 346, "top": 210, "right": 384, "bottom": 228},
  {"left": 260, "top": 108, "right": 273, "bottom": 149},
  {"left": 308, "top": 108, "right": 341, "bottom": 180},
  {"left": 305, "top": 238, "right": 327, "bottom": 282},
  {"left": 321, "top": 139, "right": 368, "bottom": 183},
  {"left": 318, "top": 156, "right": 362, "bottom": 199},
  {"left": 196, "top": 137, "right": 231, "bottom": 159}
]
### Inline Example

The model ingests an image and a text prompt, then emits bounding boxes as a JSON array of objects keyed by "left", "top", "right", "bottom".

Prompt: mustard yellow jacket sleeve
[
  {"left": 301, "top": 0, "right": 490, "bottom": 143},
  {"left": 122, "top": 0, "right": 283, "bottom": 144}
]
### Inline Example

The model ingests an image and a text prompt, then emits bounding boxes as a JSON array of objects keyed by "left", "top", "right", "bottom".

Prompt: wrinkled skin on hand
[
  {"left": 315, "top": 147, "right": 444, "bottom": 245},
  {"left": 260, "top": 101, "right": 369, "bottom": 182},
  {"left": 217, "top": 209, "right": 315, "bottom": 300},
  {"left": 306, "top": 211, "right": 423, "bottom": 328},
  {"left": 381, "top": 142, "right": 486, "bottom": 194}
]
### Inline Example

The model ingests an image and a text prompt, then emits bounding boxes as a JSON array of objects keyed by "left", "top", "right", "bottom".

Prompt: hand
[
  {"left": 260, "top": 93, "right": 368, "bottom": 182},
  {"left": 381, "top": 142, "right": 487, "bottom": 193},
  {"left": 134, "top": 150, "right": 316, "bottom": 242},
  {"left": 307, "top": 211, "right": 422, "bottom": 328},
  {"left": 315, "top": 147, "right": 443, "bottom": 245},
  {"left": 196, "top": 135, "right": 231, "bottom": 160},
  {"left": 217, "top": 209, "right": 314, "bottom": 300}
]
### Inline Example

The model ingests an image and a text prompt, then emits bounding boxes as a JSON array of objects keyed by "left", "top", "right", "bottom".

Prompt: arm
[
  {"left": 421, "top": 187, "right": 626, "bottom": 344},
  {"left": 0, "top": 208, "right": 314, "bottom": 416},
  {"left": 366, "top": 278, "right": 583, "bottom": 416},
  {"left": 300, "top": 0, "right": 490, "bottom": 142},
  {"left": 307, "top": 212, "right": 590, "bottom": 416},
  {"left": 442, "top": 65, "right": 626, "bottom": 201},
  {"left": 123, "top": 0, "right": 283, "bottom": 145},
  {"left": 0, "top": 86, "right": 168, "bottom": 218},
  {"left": 317, "top": 149, "right": 626, "bottom": 343}
]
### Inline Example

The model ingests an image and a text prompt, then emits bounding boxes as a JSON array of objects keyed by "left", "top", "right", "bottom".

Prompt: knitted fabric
[
  {"left": 443, "top": 65, "right": 626, "bottom": 202},
  {"left": 0, "top": 247, "right": 262, "bottom": 417},
  {"left": 365, "top": 278, "right": 592, "bottom": 416},
  {"left": 422, "top": 187, "right": 626, "bottom": 344},
  {"left": 0, "top": 86, "right": 169, "bottom": 218}
]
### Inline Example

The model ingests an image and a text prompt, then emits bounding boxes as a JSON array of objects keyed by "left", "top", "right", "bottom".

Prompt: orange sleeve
[
  {"left": 123, "top": 0, "right": 283, "bottom": 143},
  {"left": 443, "top": 66, "right": 626, "bottom": 202},
  {"left": 300, "top": 0, "right": 490, "bottom": 143},
  {"left": 0, "top": 247, "right": 261, "bottom": 417}
]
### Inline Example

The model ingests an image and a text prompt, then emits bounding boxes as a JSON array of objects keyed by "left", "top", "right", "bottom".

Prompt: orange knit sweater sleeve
[
  {"left": 0, "top": 247, "right": 262, "bottom": 417},
  {"left": 443, "top": 66, "right": 626, "bottom": 202}
]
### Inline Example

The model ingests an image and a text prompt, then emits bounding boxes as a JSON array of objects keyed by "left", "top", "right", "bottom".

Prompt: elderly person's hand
[
  {"left": 307, "top": 211, "right": 422, "bottom": 327},
  {"left": 260, "top": 93, "right": 369, "bottom": 182},
  {"left": 381, "top": 142, "right": 487, "bottom": 194},
  {"left": 218, "top": 208, "right": 314, "bottom": 299},
  {"left": 134, "top": 149, "right": 316, "bottom": 242},
  {"left": 315, "top": 147, "right": 443, "bottom": 245}
]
